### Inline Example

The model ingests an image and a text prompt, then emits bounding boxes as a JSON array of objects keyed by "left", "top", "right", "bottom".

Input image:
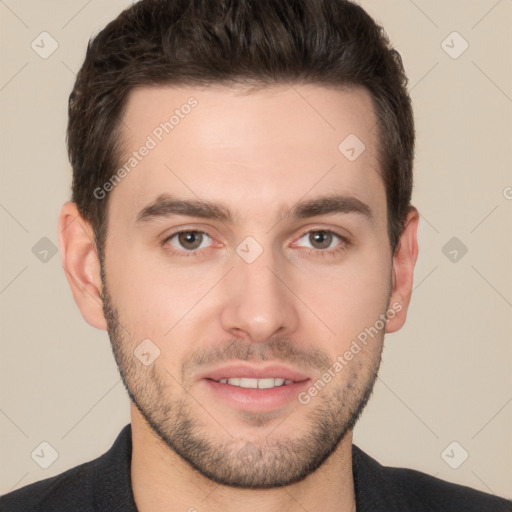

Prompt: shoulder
[
  {"left": 0, "top": 424, "right": 135, "bottom": 512},
  {"left": 0, "top": 457, "right": 101, "bottom": 512},
  {"left": 352, "top": 445, "right": 512, "bottom": 512},
  {"left": 386, "top": 465, "right": 512, "bottom": 511}
]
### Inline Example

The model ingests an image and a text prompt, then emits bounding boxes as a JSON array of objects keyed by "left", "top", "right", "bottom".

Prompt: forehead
[{"left": 109, "top": 83, "right": 385, "bottom": 225}]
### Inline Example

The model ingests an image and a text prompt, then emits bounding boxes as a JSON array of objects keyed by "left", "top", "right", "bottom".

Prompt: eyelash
[
  {"left": 161, "top": 229, "right": 213, "bottom": 258},
  {"left": 161, "top": 228, "right": 350, "bottom": 258},
  {"left": 292, "top": 229, "right": 349, "bottom": 258}
]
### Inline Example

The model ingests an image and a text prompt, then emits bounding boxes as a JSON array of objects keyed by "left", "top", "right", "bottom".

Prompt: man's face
[{"left": 101, "top": 84, "right": 394, "bottom": 488}]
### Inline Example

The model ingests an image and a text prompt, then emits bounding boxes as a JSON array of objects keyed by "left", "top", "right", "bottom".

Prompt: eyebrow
[
  {"left": 135, "top": 193, "right": 373, "bottom": 225},
  {"left": 136, "top": 194, "right": 233, "bottom": 224},
  {"left": 287, "top": 195, "right": 373, "bottom": 221}
]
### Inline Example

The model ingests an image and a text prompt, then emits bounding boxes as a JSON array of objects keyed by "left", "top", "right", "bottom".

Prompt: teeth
[{"left": 217, "top": 377, "right": 294, "bottom": 389}]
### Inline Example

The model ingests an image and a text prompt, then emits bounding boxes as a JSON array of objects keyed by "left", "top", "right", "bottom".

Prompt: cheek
[
  {"left": 105, "top": 247, "right": 224, "bottom": 341},
  {"left": 106, "top": 232, "right": 391, "bottom": 353},
  {"left": 294, "top": 248, "right": 391, "bottom": 344}
]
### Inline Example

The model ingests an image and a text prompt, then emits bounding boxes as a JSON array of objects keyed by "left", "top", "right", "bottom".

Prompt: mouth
[
  {"left": 214, "top": 377, "right": 294, "bottom": 388},
  {"left": 197, "top": 364, "right": 311, "bottom": 413}
]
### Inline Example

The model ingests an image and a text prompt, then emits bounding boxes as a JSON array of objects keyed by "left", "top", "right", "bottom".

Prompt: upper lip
[{"left": 197, "top": 363, "right": 311, "bottom": 383}]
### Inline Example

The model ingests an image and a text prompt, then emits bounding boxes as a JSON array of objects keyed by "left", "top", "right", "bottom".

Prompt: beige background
[{"left": 1, "top": 0, "right": 511, "bottom": 500}]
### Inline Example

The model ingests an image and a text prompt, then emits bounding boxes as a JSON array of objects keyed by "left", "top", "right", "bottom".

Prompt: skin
[{"left": 58, "top": 84, "right": 418, "bottom": 512}]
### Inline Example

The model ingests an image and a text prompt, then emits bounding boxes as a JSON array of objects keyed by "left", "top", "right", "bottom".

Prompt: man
[{"left": 1, "top": 0, "right": 510, "bottom": 510}]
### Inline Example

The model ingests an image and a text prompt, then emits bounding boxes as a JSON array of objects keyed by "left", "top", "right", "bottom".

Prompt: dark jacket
[{"left": 1, "top": 424, "right": 510, "bottom": 511}]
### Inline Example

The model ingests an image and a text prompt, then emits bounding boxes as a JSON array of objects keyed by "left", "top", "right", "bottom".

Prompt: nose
[{"left": 220, "top": 248, "right": 299, "bottom": 343}]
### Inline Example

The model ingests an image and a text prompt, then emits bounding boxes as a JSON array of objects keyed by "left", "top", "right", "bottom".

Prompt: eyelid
[{"left": 160, "top": 223, "right": 221, "bottom": 242}]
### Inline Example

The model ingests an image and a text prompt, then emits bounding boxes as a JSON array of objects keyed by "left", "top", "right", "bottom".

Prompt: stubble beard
[{"left": 101, "top": 281, "right": 383, "bottom": 489}]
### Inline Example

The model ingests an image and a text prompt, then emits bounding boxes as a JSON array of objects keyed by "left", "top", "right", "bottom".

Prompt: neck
[{"left": 130, "top": 405, "right": 356, "bottom": 512}]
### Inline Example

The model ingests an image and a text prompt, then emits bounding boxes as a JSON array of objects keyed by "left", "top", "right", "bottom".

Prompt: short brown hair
[{"left": 67, "top": 0, "right": 414, "bottom": 256}]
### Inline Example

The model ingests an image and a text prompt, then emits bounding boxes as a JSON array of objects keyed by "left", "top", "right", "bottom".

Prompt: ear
[
  {"left": 386, "top": 207, "right": 419, "bottom": 333},
  {"left": 58, "top": 201, "right": 107, "bottom": 330}
]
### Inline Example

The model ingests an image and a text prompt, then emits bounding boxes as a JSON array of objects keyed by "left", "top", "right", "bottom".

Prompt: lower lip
[{"left": 202, "top": 379, "right": 311, "bottom": 412}]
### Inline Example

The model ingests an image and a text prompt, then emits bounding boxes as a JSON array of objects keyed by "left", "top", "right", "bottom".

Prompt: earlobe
[
  {"left": 58, "top": 201, "right": 108, "bottom": 330},
  {"left": 386, "top": 207, "right": 419, "bottom": 333}
]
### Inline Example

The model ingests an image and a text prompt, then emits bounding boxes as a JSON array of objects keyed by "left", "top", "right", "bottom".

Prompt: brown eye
[
  {"left": 308, "top": 231, "right": 333, "bottom": 249},
  {"left": 169, "top": 231, "right": 211, "bottom": 251},
  {"left": 295, "top": 230, "right": 344, "bottom": 252}
]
